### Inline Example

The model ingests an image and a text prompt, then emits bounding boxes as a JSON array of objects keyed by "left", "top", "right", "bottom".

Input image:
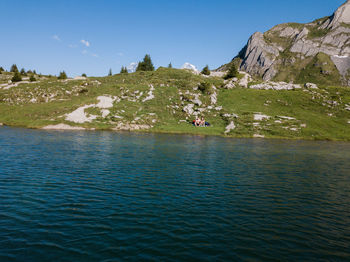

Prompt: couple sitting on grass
[{"left": 193, "top": 116, "right": 210, "bottom": 127}]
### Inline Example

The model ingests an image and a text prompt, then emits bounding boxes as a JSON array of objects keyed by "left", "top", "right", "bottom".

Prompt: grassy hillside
[{"left": 0, "top": 68, "right": 350, "bottom": 141}]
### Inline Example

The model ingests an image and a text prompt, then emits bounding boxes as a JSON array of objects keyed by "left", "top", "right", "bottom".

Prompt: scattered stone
[
  {"left": 250, "top": 81, "right": 302, "bottom": 90},
  {"left": 301, "top": 124, "right": 307, "bottom": 128},
  {"left": 142, "top": 85, "right": 155, "bottom": 102},
  {"left": 183, "top": 104, "right": 194, "bottom": 115},
  {"left": 253, "top": 134, "right": 265, "bottom": 138},
  {"left": 112, "top": 123, "right": 151, "bottom": 131},
  {"left": 238, "top": 72, "right": 252, "bottom": 88},
  {"left": 42, "top": 124, "right": 86, "bottom": 130},
  {"left": 225, "top": 121, "right": 236, "bottom": 134},
  {"left": 304, "top": 83, "right": 318, "bottom": 89},
  {"left": 254, "top": 113, "right": 270, "bottom": 121},
  {"left": 278, "top": 116, "right": 296, "bottom": 120}
]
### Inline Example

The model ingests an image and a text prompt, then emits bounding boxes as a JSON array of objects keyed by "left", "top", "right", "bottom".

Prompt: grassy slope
[{"left": 0, "top": 68, "right": 350, "bottom": 140}]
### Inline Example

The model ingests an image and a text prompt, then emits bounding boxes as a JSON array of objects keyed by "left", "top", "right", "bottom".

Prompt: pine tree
[
  {"left": 30, "top": 74, "right": 36, "bottom": 82},
  {"left": 0, "top": 67, "right": 4, "bottom": 72},
  {"left": 10, "top": 64, "right": 18, "bottom": 73},
  {"left": 33, "top": 70, "right": 37, "bottom": 75},
  {"left": 224, "top": 63, "right": 239, "bottom": 79},
  {"left": 201, "top": 65, "right": 210, "bottom": 75},
  {"left": 11, "top": 71, "right": 22, "bottom": 82},
  {"left": 168, "top": 63, "right": 173, "bottom": 68},
  {"left": 20, "top": 68, "right": 27, "bottom": 76},
  {"left": 108, "top": 68, "right": 112, "bottom": 76},
  {"left": 27, "top": 70, "right": 33, "bottom": 74},
  {"left": 120, "top": 66, "right": 128, "bottom": 74},
  {"left": 58, "top": 71, "right": 68, "bottom": 80},
  {"left": 82, "top": 73, "right": 87, "bottom": 77},
  {"left": 136, "top": 54, "right": 155, "bottom": 72}
]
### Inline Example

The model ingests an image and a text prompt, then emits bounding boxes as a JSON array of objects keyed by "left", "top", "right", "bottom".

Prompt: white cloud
[
  {"left": 52, "top": 35, "right": 61, "bottom": 41},
  {"left": 80, "top": 39, "right": 90, "bottom": 47}
]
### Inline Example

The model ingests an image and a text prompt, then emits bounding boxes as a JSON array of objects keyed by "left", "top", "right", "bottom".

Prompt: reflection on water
[{"left": 0, "top": 126, "right": 350, "bottom": 261}]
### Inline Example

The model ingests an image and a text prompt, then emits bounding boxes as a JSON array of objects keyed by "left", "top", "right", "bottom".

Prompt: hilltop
[{"left": 219, "top": 0, "right": 350, "bottom": 86}]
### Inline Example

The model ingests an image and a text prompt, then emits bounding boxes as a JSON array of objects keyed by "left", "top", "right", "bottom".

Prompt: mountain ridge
[{"left": 220, "top": 0, "right": 350, "bottom": 86}]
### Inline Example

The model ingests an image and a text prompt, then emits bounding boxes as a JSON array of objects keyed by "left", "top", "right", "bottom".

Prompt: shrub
[
  {"left": 10, "top": 64, "right": 18, "bottom": 73},
  {"left": 11, "top": 71, "right": 22, "bottom": 82},
  {"left": 201, "top": 65, "right": 210, "bottom": 75},
  {"left": 82, "top": 73, "right": 87, "bottom": 77},
  {"left": 224, "top": 63, "right": 239, "bottom": 79},
  {"left": 58, "top": 71, "right": 67, "bottom": 80},
  {"left": 198, "top": 81, "right": 212, "bottom": 94},
  {"left": 136, "top": 54, "right": 155, "bottom": 71},
  {"left": 30, "top": 75, "right": 36, "bottom": 82}
]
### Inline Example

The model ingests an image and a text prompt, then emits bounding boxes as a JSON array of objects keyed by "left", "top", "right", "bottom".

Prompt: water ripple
[{"left": 0, "top": 127, "right": 350, "bottom": 261}]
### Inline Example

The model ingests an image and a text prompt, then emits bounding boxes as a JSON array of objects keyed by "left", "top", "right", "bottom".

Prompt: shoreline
[{"left": 1, "top": 122, "right": 348, "bottom": 142}]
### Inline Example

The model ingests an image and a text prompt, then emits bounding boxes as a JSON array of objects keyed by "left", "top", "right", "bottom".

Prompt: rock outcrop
[{"left": 225, "top": 0, "right": 350, "bottom": 86}]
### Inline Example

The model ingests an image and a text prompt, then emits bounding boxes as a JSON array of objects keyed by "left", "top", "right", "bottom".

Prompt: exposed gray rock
[
  {"left": 225, "top": 121, "right": 236, "bottom": 134},
  {"left": 305, "top": 83, "right": 318, "bottom": 89},
  {"left": 250, "top": 81, "right": 302, "bottom": 90},
  {"left": 240, "top": 32, "right": 280, "bottom": 81},
  {"left": 227, "top": 0, "right": 350, "bottom": 85}
]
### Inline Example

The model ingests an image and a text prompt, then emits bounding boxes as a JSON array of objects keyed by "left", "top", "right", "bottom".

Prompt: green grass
[{"left": 1, "top": 68, "right": 350, "bottom": 141}]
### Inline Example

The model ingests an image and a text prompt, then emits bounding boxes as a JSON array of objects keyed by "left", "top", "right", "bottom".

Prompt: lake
[{"left": 0, "top": 126, "right": 349, "bottom": 261}]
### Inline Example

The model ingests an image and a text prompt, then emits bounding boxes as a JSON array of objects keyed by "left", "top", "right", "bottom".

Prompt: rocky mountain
[{"left": 223, "top": 0, "right": 350, "bottom": 86}]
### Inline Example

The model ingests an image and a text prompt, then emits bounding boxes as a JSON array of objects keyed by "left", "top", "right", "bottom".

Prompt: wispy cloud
[
  {"left": 80, "top": 39, "right": 90, "bottom": 47},
  {"left": 82, "top": 50, "right": 88, "bottom": 55},
  {"left": 91, "top": 53, "right": 99, "bottom": 58},
  {"left": 68, "top": 44, "right": 77, "bottom": 48},
  {"left": 117, "top": 52, "right": 124, "bottom": 56},
  {"left": 52, "top": 35, "right": 61, "bottom": 41}
]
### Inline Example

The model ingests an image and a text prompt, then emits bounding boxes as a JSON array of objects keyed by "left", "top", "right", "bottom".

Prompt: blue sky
[{"left": 0, "top": 0, "right": 345, "bottom": 76}]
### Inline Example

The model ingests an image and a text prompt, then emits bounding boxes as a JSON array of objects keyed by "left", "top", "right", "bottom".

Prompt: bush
[
  {"left": 198, "top": 81, "right": 212, "bottom": 94},
  {"left": 82, "top": 73, "right": 87, "bottom": 77},
  {"left": 11, "top": 71, "right": 22, "bottom": 82},
  {"left": 201, "top": 65, "right": 210, "bottom": 75},
  {"left": 58, "top": 71, "right": 68, "bottom": 80},
  {"left": 30, "top": 75, "right": 36, "bottom": 82},
  {"left": 224, "top": 63, "right": 239, "bottom": 79},
  {"left": 10, "top": 64, "right": 18, "bottom": 73},
  {"left": 136, "top": 54, "right": 155, "bottom": 71}
]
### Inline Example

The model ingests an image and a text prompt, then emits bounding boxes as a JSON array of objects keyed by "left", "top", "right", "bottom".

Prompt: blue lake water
[{"left": 0, "top": 126, "right": 350, "bottom": 261}]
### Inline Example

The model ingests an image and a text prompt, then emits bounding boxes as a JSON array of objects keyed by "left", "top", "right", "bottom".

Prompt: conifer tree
[
  {"left": 120, "top": 66, "right": 128, "bottom": 74},
  {"left": 10, "top": 64, "right": 18, "bottom": 73},
  {"left": 224, "top": 63, "right": 239, "bottom": 79},
  {"left": 108, "top": 68, "right": 112, "bottom": 76},
  {"left": 58, "top": 71, "right": 68, "bottom": 80},
  {"left": 168, "top": 63, "right": 173, "bottom": 68},
  {"left": 27, "top": 70, "right": 33, "bottom": 74},
  {"left": 201, "top": 65, "right": 210, "bottom": 75},
  {"left": 11, "top": 71, "right": 22, "bottom": 82},
  {"left": 136, "top": 54, "right": 155, "bottom": 72},
  {"left": 33, "top": 70, "right": 37, "bottom": 75},
  {"left": 82, "top": 73, "right": 87, "bottom": 77},
  {"left": 20, "top": 68, "right": 27, "bottom": 76},
  {"left": 0, "top": 67, "right": 4, "bottom": 72}
]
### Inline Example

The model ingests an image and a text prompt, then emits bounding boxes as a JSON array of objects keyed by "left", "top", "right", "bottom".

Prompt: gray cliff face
[{"left": 236, "top": 0, "right": 350, "bottom": 84}]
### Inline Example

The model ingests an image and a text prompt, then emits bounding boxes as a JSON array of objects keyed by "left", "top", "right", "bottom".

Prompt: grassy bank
[{"left": 0, "top": 68, "right": 350, "bottom": 141}]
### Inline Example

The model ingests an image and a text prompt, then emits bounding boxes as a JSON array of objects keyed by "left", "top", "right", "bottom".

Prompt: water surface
[{"left": 0, "top": 127, "right": 350, "bottom": 261}]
